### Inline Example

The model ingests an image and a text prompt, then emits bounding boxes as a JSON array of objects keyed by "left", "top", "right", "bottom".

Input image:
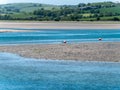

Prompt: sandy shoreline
[
  {"left": 0, "top": 29, "right": 33, "bottom": 32},
  {"left": 0, "top": 21, "right": 120, "bottom": 29},
  {"left": 0, "top": 42, "right": 120, "bottom": 62}
]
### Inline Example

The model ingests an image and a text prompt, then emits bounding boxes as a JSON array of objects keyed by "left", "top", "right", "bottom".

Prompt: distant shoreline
[
  {"left": 0, "top": 29, "right": 33, "bottom": 33},
  {"left": 0, "top": 21, "right": 120, "bottom": 30},
  {"left": 0, "top": 42, "right": 120, "bottom": 62}
]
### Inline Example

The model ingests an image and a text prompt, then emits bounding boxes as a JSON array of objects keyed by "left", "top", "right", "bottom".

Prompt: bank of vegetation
[{"left": 0, "top": 2, "right": 120, "bottom": 21}]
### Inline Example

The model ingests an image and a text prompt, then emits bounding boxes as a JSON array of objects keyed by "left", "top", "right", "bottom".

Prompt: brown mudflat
[{"left": 0, "top": 42, "right": 120, "bottom": 62}]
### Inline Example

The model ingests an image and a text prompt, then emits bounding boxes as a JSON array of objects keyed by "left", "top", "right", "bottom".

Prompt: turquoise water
[
  {"left": 0, "top": 29, "right": 120, "bottom": 44},
  {"left": 1, "top": 29, "right": 120, "bottom": 90},
  {"left": 0, "top": 53, "right": 120, "bottom": 90}
]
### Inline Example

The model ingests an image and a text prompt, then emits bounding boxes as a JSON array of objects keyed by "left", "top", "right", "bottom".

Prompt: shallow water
[
  {"left": 0, "top": 29, "right": 120, "bottom": 44},
  {"left": 0, "top": 52, "right": 120, "bottom": 90}
]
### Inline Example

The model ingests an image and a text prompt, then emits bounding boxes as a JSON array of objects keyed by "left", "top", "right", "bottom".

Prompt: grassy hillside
[
  {"left": 0, "top": 3, "right": 60, "bottom": 13},
  {"left": 100, "top": 6, "right": 120, "bottom": 15},
  {"left": 0, "top": 2, "right": 120, "bottom": 21}
]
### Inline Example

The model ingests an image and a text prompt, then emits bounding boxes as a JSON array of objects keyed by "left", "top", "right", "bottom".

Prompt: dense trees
[
  {"left": 0, "top": 15, "right": 12, "bottom": 20},
  {"left": 32, "top": 7, "right": 83, "bottom": 21}
]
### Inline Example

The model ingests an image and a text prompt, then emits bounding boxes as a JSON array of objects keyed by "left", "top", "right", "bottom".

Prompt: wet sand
[
  {"left": 0, "top": 21, "right": 120, "bottom": 29},
  {"left": 0, "top": 42, "right": 120, "bottom": 62},
  {"left": 0, "top": 29, "right": 33, "bottom": 32}
]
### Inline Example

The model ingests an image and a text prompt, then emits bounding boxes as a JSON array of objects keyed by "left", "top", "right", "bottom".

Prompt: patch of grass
[
  {"left": 10, "top": 13, "right": 35, "bottom": 19},
  {"left": 100, "top": 6, "right": 120, "bottom": 14},
  {"left": 82, "top": 13, "right": 93, "bottom": 17}
]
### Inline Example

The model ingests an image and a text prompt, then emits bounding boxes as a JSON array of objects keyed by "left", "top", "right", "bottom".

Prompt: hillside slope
[{"left": 0, "top": 2, "right": 120, "bottom": 21}]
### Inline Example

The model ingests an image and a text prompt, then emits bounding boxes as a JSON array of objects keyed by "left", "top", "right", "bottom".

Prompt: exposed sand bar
[
  {"left": 0, "top": 21, "right": 120, "bottom": 29},
  {"left": 0, "top": 42, "right": 120, "bottom": 62},
  {"left": 0, "top": 29, "right": 33, "bottom": 32}
]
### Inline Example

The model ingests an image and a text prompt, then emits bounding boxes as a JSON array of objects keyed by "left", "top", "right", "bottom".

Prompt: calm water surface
[
  {"left": 0, "top": 53, "right": 120, "bottom": 90},
  {"left": 0, "top": 29, "right": 120, "bottom": 44},
  {"left": 0, "top": 29, "right": 120, "bottom": 90}
]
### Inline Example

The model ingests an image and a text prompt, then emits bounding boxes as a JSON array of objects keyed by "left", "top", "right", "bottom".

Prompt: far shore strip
[
  {"left": 0, "top": 29, "right": 33, "bottom": 32},
  {"left": 0, "top": 42, "right": 120, "bottom": 62},
  {"left": 0, "top": 21, "right": 120, "bottom": 29}
]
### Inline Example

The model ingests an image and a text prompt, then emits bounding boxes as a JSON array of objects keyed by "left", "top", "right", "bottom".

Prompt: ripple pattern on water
[
  {"left": 0, "top": 53, "right": 120, "bottom": 90},
  {"left": 0, "top": 29, "right": 120, "bottom": 44}
]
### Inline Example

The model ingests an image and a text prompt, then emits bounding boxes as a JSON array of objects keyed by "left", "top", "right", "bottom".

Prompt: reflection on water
[
  {"left": 0, "top": 29, "right": 120, "bottom": 44},
  {"left": 0, "top": 52, "right": 120, "bottom": 90}
]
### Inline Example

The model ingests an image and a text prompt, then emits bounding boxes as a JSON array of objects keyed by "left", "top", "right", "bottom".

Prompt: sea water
[
  {"left": 0, "top": 53, "right": 120, "bottom": 90},
  {"left": 0, "top": 29, "right": 120, "bottom": 90},
  {"left": 0, "top": 29, "right": 120, "bottom": 44}
]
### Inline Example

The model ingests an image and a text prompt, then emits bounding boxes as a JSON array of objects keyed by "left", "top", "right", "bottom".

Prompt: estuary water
[
  {"left": 0, "top": 53, "right": 120, "bottom": 90},
  {"left": 0, "top": 29, "right": 120, "bottom": 90},
  {"left": 0, "top": 29, "right": 120, "bottom": 44}
]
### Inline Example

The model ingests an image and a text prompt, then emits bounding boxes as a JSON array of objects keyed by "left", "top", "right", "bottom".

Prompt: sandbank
[
  {"left": 0, "top": 29, "right": 33, "bottom": 32},
  {"left": 0, "top": 42, "right": 120, "bottom": 62},
  {"left": 0, "top": 21, "right": 120, "bottom": 29}
]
